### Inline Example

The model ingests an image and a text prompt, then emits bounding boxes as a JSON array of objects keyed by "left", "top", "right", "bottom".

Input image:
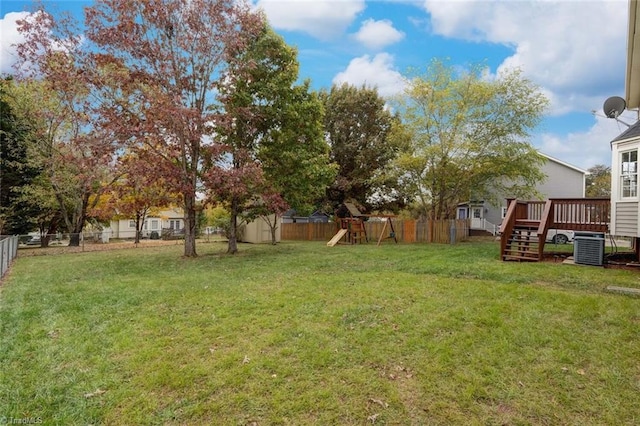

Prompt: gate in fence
[{"left": 0, "top": 236, "right": 19, "bottom": 279}]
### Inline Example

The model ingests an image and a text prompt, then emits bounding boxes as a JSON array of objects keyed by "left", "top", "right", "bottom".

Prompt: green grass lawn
[{"left": 1, "top": 240, "right": 639, "bottom": 425}]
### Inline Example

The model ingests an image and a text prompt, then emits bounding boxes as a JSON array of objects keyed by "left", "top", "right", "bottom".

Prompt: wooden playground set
[{"left": 326, "top": 202, "right": 398, "bottom": 247}]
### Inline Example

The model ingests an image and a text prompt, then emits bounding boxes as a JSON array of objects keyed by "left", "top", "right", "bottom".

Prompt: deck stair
[
  {"left": 499, "top": 198, "right": 610, "bottom": 262},
  {"left": 502, "top": 220, "right": 542, "bottom": 261}
]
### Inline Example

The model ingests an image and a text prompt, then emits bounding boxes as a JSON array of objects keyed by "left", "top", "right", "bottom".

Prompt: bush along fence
[
  {"left": 281, "top": 219, "right": 470, "bottom": 244},
  {"left": 0, "top": 236, "right": 19, "bottom": 279}
]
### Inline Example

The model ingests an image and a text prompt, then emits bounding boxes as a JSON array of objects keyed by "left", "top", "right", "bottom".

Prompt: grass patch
[{"left": 1, "top": 241, "right": 640, "bottom": 425}]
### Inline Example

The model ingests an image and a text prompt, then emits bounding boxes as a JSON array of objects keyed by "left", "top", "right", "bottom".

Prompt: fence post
[
  {"left": 450, "top": 220, "right": 456, "bottom": 244},
  {"left": 0, "top": 239, "right": 5, "bottom": 277}
]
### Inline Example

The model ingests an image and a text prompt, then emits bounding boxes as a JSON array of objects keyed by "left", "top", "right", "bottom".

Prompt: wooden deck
[{"left": 500, "top": 198, "right": 610, "bottom": 261}]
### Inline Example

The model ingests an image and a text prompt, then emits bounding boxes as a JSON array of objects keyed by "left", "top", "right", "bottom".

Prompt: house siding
[
  {"left": 109, "top": 208, "right": 184, "bottom": 239},
  {"left": 610, "top": 137, "right": 640, "bottom": 238},
  {"left": 537, "top": 158, "right": 585, "bottom": 198},
  {"left": 479, "top": 153, "right": 586, "bottom": 230},
  {"left": 613, "top": 202, "right": 639, "bottom": 237}
]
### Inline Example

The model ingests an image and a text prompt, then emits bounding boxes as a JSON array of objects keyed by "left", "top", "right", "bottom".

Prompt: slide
[{"left": 327, "top": 229, "right": 348, "bottom": 247}]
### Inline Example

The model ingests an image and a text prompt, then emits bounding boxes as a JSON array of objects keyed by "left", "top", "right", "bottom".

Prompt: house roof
[
  {"left": 538, "top": 152, "right": 587, "bottom": 174},
  {"left": 610, "top": 119, "right": 640, "bottom": 144}
]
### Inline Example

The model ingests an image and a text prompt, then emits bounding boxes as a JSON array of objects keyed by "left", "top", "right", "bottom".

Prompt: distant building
[{"left": 457, "top": 152, "right": 586, "bottom": 235}]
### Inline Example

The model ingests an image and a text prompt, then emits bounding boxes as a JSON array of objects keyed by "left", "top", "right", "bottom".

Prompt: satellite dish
[{"left": 603, "top": 96, "right": 626, "bottom": 118}]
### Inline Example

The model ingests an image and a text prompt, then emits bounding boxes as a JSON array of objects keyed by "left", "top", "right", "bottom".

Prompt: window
[
  {"left": 150, "top": 220, "right": 159, "bottom": 230},
  {"left": 621, "top": 150, "right": 638, "bottom": 198},
  {"left": 169, "top": 219, "right": 182, "bottom": 230},
  {"left": 128, "top": 220, "right": 136, "bottom": 228},
  {"left": 501, "top": 207, "right": 508, "bottom": 218}
]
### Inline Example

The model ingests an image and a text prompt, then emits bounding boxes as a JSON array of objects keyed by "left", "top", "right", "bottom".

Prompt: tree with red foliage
[
  {"left": 83, "top": 0, "right": 265, "bottom": 257},
  {"left": 18, "top": 0, "right": 265, "bottom": 256},
  {"left": 14, "top": 13, "right": 118, "bottom": 246}
]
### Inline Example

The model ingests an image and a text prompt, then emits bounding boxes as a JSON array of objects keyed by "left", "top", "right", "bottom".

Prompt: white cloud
[
  {"left": 332, "top": 53, "right": 405, "bottom": 97},
  {"left": 353, "top": 18, "right": 405, "bottom": 50},
  {"left": 255, "top": 0, "right": 365, "bottom": 40},
  {"left": 421, "top": 0, "right": 627, "bottom": 115},
  {"left": 536, "top": 111, "right": 638, "bottom": 169},
  {"left": 0, "top": 11, "right": 31, "bottom": 75}
]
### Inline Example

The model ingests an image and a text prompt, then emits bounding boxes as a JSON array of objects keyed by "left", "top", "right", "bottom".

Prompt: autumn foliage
[{"left": 16, "top": 0, "right": 267, "bottom": 256}]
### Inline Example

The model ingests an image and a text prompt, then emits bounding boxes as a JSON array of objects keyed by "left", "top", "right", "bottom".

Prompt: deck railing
[
  {"left": 504, "top": 198, "right": 610, "bottom": 231},
  {"left": 501, "top": 198, "right": 610, "bottom": 261},
  {"left": 546, "top": 198, "right": 610, "bottom": 232}
]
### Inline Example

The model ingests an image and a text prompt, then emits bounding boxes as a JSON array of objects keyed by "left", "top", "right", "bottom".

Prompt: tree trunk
[
  {"left": 57, "top": 192, "right": 88, "bottom": 247},
  {"left": 40, "top": 233, "right": 51, "bottom": 248},
  {"left": 69, "top": 232, "right": 81, "bottom": 246},
  {"left": 269, "top": 216, "right": 278, "bottom": 245},
  {"left": 134, "top": 212, "right": 142, "bottom": 244},
  {"left": 40, "top": 221, "right": 58, "bottom": 248},
  {"left": 183, "top": 193, "right": 198, "bottom": 257},
  {"left": 68, "top": 217, "right": 85, "bottom": 246},
  {"left": 227, "top": 198, "right": 239, "bottom": 254}
]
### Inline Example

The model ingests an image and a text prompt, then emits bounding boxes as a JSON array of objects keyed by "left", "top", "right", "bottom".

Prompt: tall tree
[
  {"left": 208, "top": 26, "right": 334, "bottom": 252},
  {"left": 586, "top": 164, "right": 611, "bottom": 197},
  {"left": 16, "top": 10, "right": 120, "bottom": 246},
  {"left": 0, "top": 77, "right": 42, "bottom": 235},
  {"left": 389, "top": 60, "right": 549, "bottom": 220},
  {"left": 21, "top": 0, "right": 265, "bottom": 257},
  {"left": 256, "top": 84, "right": 336, "bottom": 244},
  {"left": 319, "top": 84, "right": 401, "bottom": 213},
  {"left": 5, "top": 73, "right": 114, "bottom": 246}
]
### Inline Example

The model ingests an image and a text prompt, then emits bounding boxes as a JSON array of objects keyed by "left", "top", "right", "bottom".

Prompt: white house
[
  {"left": 609, "top": 0, "right": 640, "bottom": 254},
  {"left": 610, "top": 120, "right": 640, "bottom": 239}
]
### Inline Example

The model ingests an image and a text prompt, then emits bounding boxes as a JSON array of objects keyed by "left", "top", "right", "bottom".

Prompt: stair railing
[
  {"left": 500, "top": 199, "right": 529, "bottom": 258},
  {"left": 536, "top": 200, "right": 554, "bottom": 259}
]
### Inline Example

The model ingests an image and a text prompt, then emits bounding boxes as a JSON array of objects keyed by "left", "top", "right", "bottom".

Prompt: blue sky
[{"left": 1, "top": 0, "right": 637, "bottom": 170}]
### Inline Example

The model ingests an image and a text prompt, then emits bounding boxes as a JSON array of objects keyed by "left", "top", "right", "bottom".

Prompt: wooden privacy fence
[{"left": 281, "top": 219, "right": 470, "bottom": 244}]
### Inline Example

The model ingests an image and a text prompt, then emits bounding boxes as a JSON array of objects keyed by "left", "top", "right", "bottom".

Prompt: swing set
[{"left": 326, "top": 202, "right": 398, "bottom": 247}]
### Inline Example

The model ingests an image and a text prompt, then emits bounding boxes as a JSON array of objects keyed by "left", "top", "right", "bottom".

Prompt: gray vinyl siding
[
  {"left": 614, "top": 202, "right": 639, "bottom": 236},
  {"left": 488, "top": 155, "right": 585, "bottom": 228},
  {"left": 537, "top": 159, "right": 585, "bottom": 198},
  {"left": 467, "top": 153, "right": 586, "bottom": 231},
  {"left": 484, "top": 207, "right": 504, "bottom": 228}
]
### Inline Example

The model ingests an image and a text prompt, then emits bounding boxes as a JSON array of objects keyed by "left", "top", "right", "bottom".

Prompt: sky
[{"left": 0, "top": 0, "right": 637, "bottom": 170}]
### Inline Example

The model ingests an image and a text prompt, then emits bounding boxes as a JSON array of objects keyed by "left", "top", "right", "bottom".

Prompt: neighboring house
[
  {"left": 282, "top": 209, "right": 331, "bottom": 223},
  {"left": 457, "top": 152, "right": 587, "bottom": 235},
  {"left": 109, "top": 207, "right": 184, "bottom": 239},
  {"left": 110, "top": 206, "right": 281, "bottom": 243}
]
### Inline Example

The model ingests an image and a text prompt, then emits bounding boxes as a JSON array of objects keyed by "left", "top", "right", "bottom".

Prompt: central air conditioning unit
[{"left": 573, "top": 232, "right": 605, "bottom": 266}]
